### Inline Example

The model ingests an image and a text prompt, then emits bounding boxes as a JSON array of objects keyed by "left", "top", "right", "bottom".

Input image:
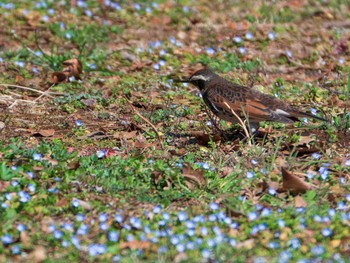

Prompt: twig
[
  {"left": 0, "top": 84, "right": 55, "bottom": 98},
  {"left": 8, "top": 99, "right": 35, "bottom": 109},
  {"left": 124, "top": 97, "right": 164, "bottom": 150},
  {"left": 222, "top": 101, "right": 251, "bottom": 146},
  {"left": 34, "top": 83, "right": 56, "bottom": 102}
]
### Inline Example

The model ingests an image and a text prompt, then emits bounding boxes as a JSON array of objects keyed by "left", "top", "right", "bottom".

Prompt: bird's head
[{"left": 180, "top": 68, "right": 216, "bottom": 90}]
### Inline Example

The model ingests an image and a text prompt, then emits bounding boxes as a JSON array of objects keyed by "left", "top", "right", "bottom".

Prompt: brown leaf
[
  {"left": 114, "top": 130, "right": 137, "bottom": 140},
  {"left": 294, "top": 195, "right": 307, "bottom": 207},
  {"left": 190, "top": 131, "right": 221, "bottom": 146},
  {"left": 220, "top": 166, "right": 234, "bottom": 178},
  {"left": 236, "top": 239, "right": 254, "bottom": 249},
  {"left": 32, "top": 129, "right": 55, "bottom": 137},
  {"left": 281, "top": 167, "right": 312, "bottom": 195},
  {"left": 120, "top": 240, "right": 150, "bottom": 250},
  {"left": 62, "top": 58, "right": 82, "bottom": 79},
  {"left": 50, "top": 72, "right": 67, "bottom": 84},
  {"left": 29, "top": 246, "right": 47, "bottom": 263},
  {"left": 182, "top": 164, "right": 206, "bottom": 190}
]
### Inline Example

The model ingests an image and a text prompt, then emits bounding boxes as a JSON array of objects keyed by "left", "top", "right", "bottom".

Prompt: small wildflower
[
  {"left": 153, "top": 63, "right": 160, "bottom": 70},
  {"left": 205, "top": 47, "right": 215, "bottom": 55},
  {"left": 33, "top": 153, "right": 43, "bottom": 161},
  {"left": 268, "top": 32, "right": 275, "bottom": 40},
  {"left": 77, "top": 224, "right": 89, "bottom": 235},
  {"left": 321, "top": 228, "right": 332, "bottom": 237},
  {"left": 177, "top": 211, "right": 187, "bottom": 221},
  {"left": 201, "top": 249, "right": 211, "bottom": 258},
  {"left": 72, "top": 199, "right": 80, "bottom": 208},
  {"left": 18, "top": 191, "right": 30, "bottom": 203},
  {"left": 11, "top": 245, "right": 20, "bottom": 255},
  {"left": 233, "top": 36, "right": 242, "bottom": 43},
  {"left": 108, "top": 231, "right": 119, "bottom": 242},
  {"left": 114, "top": 214, "right": 123, "bottom": 223},
  {"left": 277, "top": 219, "right": 285, "bottom": 228},
  {"left": 311, "top": 245, "right": 324, "bottom": 256},
  {"left": 53, "top": 230, "right": 63, "bottom": 239},
  {"left": 176, "top": 243, "right": 185, "bottom": 252},
  {"left": 1, "top": 234, "right": 13, "bottom": 245},
  {"left": 248, "top": 211, "right": 258, "bottom": 221},
  {"left": 96, "top": 150, "right": 106, "bottom": 159},
  {"left": 312, "top": 152, "right": 321, "bottom": 159},
  {"left": 245, "top": 32, "right": 253, "bottom": 40},
  {"left": 209, "top": 202, "right": 219, "bottom": 210},
  {"left": 76, "top": 214, "right": 85, "bottom": 222},
  {"left": 16, "top": 224, "right": 26, "bottom": 232},
  {"left": 286, "top": 50, "right": 293, "bottom": 58},
  {"left": 246, "top": 171, "right": 254, "bottom": 178},
  {"left": 152, "top": 205, "right": 162, "bottom": 214},
  {"left": 238, "top": 46, "right": 246, "bottom": 54},
  {"left": 268, "top": 188, "right": 277, "bottom": 195},
  {"left": 338, "top": 57, "right": 344, "bottom": 64}
]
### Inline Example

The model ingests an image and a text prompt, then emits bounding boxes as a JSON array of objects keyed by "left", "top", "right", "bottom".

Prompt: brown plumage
[{"left": 181, "top": 68, "right": 327, "bottom": 129}]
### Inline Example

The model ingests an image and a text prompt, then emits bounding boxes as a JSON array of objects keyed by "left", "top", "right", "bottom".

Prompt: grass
[{"left": 0, "top": 0, "right": 350, "bottom": 262}]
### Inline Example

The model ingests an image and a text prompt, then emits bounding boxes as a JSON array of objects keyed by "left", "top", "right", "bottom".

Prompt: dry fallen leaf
[
  {"left": 281, "top": 167, "right": 312, "bottom": 195},
  {"left": 182, "top": 164, "right": 206, "bottom": 190},
  {"left": 50, "top": 72, "right": 67, "bottom": 84},
  {"left": 294, "top": 195, "right": 307, "bottom": 207},
  {"left": 120, "top": 240, "right": 150, "bottom": 250},
  {"left": 32, "top": 129, "right": 55, "bottom": 137},
  {"left": 62, "top": 58, "right": 83, "bottom": 79}
]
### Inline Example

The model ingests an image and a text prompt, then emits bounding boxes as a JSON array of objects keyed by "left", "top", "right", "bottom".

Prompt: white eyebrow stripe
[
  {"left": 274, "top": 109, "right": 291, "bottom": 116},
  {"left": 191, "top": 75, "right": 211, "bottom": 81}
]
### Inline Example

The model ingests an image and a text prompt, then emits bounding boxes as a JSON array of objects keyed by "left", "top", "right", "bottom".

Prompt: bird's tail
[{"left": 295, "top": 111, "right": 329, "bottom": 123}]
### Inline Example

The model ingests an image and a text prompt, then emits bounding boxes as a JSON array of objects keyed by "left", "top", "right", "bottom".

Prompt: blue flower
[
  {"left": 96, "top": 150, "right": 106, "bottom": 159},
  {"left": 108, "top": 231, "right": 119, "bottom": 242},
  {"left": 268, "top": 32, "right": 275, "bottom": 40},
  {"left": 321, "top": 228, "right": 332, "bottom": 237},
  {"left": 233, "top": 36, "right": 242, "bottom": 43},
  {"left": 16, "top": 224, "right": 26, "bottom": 232},
  {"left": 18, "top": 191, "right": 31, "bottom": 202},
  {"left": 98, "top": 213, "right": 108, "bottom": 222},
  {"left": 72, "top": 199, "right": 80, "bottom": 208},
  {"left": 75, "top": 120, "right": 83, "bottom": 127},
  {"left": 311, "top": 153, "right": 321, "bottom": 159},
  {"left": 205, "top": 47, "right": 215, "bottom": 55},
  {"left": 176, "top": 243, "right": 185, "bottom": 252},
  {"left": 246, "top": 171, "right": 254, "bottom": 178},
  {"left": 248, "top": 211, "right": 258, "bottom": 221},
  {"left": 75, "top": 214, "right": 85, "bottom": 222},
  {"left": 53, "top": 230, "right": 63, "bottom": 239},
  {"left": 177, "top": 211, "right": 187, "bottom": 221},
  {"left": 201, "top": 249, "right": 211, "bottom": 258},
  {"left": 200, "top": 227, "right": 208, "bottom": 236},
  {"left": 245, "top": 32, "right": 253, "bottom": 40},
  {"left": 170, "top": 235, "right": 180, "bottom": 245},
  {"left": 33, "top": 153, "right": 43, "bottom": 161},
  {"left": 1, "top": 234, "right": 13, "bottom": 245},
  {"left": 114, "top": 213, "right": 123, "bottom": 223},
  {"left": 11, "top": 245, "right": 20, "bottom": 255},
  {"left": 77, "top": 224, "right": 89, "bottom": 235},
  {"left": 311, "top": 245, "right": 324, "bottom": 256},
  {"left": 209, "top": 202, "right": 219, "bottom": 210},
  {"left": 288, "top": 238, "right": 300, "bottom": 249}
]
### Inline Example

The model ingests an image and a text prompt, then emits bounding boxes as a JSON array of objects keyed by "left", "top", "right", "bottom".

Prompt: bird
[{"left": 180, "top": 68, "right": 327, "bottom": 132}]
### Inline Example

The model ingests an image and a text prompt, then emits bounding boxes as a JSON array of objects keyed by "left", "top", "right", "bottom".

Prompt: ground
[{"left": 0, "top": 1, "right": 349, "bottom": 262}]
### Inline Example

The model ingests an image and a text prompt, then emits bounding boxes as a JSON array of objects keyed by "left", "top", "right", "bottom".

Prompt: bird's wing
[
  {"left": 205, "top": 86, "right": 271, "bottom": 122},
  {"left": 206, "top": 85, "right": 296, "bottom": 123}
]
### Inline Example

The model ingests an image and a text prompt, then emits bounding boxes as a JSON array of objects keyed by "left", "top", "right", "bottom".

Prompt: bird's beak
[{"left": 173, "top": 78, "right": 190, "bottom": 83}]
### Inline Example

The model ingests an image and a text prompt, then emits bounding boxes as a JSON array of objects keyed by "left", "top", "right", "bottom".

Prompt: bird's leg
[
  {"left": 204, "top": 106, "right": 229, "bottom": 139},
  {"left": 248, "top": 122, "right": 260, "bottom": 135}
]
